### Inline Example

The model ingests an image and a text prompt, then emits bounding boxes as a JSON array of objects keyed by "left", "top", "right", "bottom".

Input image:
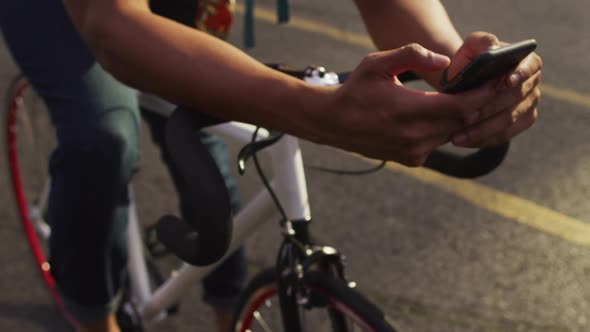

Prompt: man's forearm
[
  {"left": 353, "top": 0, "right": 463, "bottom": 87},
  {"left": 63, "top": 0, "right": 330, "bottom": 140}
]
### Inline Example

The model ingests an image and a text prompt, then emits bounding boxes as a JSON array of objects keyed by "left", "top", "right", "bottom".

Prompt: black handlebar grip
[
  {"left": 156, "top": 108, "right": 232, "bottom": 266},
  {"left": 423, "top": 142, "right": 509, "bottom": 179}
]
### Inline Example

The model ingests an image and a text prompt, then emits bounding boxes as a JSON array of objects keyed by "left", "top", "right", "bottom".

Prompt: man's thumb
[{"left": 373, "top": 43, "right": 450, "bottom": 77}]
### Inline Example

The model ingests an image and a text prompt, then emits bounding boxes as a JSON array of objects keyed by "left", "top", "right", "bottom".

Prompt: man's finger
[
  {"left": 446, "top": 32, "right": 501, "bottom": 80},
  {"left": 506, "top": 52, "right": 543, "bottom": 88},
  {"left": 369, "top": 43, "right": 450, "bottom": 78},
  {"left": 480, "top": 71, "right": 542, "bottom": 120},
  {"left": 452, "top": 97, "right": 539, "bottom": 148},
  {"left": 432, "top": 81, "right": 498, "bottom": 124}
]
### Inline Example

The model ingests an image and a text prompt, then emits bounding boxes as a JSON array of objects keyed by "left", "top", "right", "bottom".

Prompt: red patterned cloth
[{"left": 195, "top": 0, "right": 235, "bottom": 40}]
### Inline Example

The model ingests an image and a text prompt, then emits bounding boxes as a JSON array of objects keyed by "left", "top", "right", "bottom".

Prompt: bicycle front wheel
[{"left": 233, "top": 268, "right": 399, "bottom": 332}]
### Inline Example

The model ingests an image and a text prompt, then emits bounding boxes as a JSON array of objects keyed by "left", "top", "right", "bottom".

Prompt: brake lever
[{"left": 237, "top": 130, "right": 284, "bottom": 175}]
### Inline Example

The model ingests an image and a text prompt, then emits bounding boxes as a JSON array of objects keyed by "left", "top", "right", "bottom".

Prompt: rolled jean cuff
[
  {"left": 61, "top": 289, "right": 122, "bottom": 323},
  {"left": 201, "top": 247, "right": 248, "bottom": 310}
]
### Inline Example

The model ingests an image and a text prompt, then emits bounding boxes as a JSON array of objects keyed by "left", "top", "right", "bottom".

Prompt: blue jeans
[{"left": 1, "top": 0, "right": 246, "bottom": 322}]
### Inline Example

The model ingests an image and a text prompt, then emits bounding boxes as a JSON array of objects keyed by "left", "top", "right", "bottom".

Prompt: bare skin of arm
[
  {"left": 64, "top": 0, "right": 327, "bottom": 136},
  {"left": 353, "top": 0, "right": 464, "bottom": 88},
  {"left": 63, "top": 0, "right": 512, "bottom": 165}
]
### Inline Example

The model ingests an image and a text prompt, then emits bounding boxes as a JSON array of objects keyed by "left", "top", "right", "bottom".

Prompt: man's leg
[{"left": 1, "top": 1, "right": 140, "bottom": 330}]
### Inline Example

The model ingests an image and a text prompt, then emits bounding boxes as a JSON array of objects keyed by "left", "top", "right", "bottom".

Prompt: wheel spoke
[
  {"left": 253, "top": 310, "right": 273, "bottom": 332},
  {"left": 38, "top": 178, "right": 51, "bottom": 213}
]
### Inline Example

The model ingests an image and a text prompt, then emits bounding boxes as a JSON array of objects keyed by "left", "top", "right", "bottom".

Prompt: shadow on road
[{"left": 0, "top": 301, "right": 72, "bottom": 332}]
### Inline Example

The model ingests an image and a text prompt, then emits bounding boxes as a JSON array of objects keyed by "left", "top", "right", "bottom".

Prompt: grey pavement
[{"left": 1, "top": 1, "right": 590, "bottom": 331}]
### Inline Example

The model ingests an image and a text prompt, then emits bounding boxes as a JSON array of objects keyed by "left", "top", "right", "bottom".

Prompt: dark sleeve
[{"left": 150, "top": 0, "right": 198, "bottom": 27}]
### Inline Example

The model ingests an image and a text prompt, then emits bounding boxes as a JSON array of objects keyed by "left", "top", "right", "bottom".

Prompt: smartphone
[{"left": 440, "top": 39, "right": 537, "bottom": 93}]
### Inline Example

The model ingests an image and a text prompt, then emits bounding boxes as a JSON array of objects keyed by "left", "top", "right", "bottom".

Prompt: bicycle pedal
[{"left": 116, "top": 301, "right": 144, "bottom": 332}]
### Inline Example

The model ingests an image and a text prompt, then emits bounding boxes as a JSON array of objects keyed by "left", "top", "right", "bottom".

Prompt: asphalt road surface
[{"left": 1, "top": 1, "right": 589, "bottom": 331}]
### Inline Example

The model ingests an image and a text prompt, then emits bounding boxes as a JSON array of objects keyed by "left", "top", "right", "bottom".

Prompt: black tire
[{"left": 232, "top": 268, "right": 399, "bottom": 332}]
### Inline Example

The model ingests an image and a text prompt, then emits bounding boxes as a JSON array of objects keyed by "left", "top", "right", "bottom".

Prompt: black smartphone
[{"left": 440, "top": 39, "right": 537, "bottom": 93}]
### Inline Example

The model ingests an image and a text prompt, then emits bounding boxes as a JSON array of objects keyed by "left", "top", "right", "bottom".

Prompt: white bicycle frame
[{"left": 128, "top": 80, "right": 326, "bottom": 324}]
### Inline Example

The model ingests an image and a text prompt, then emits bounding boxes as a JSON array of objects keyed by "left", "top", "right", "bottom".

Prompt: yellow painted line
[
  {"left": 235, "top": 3, "right": 374, "bottom": 49},
  {"left": 539, "top": 83, "right": 590, "bottom": 108},
  {"left": 235, "top": 3, "right": 373, "bottom": 49},
  {"left": 236, "top": 4, "right": 590, "bottom": 109},
  {"left": 379, "top": 161, "right": 590, "bottom": 247}
]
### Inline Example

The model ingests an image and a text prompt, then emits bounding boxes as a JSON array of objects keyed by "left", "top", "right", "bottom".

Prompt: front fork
[{"left": 275, "top": 219, "right": 348, "bottom": 332}]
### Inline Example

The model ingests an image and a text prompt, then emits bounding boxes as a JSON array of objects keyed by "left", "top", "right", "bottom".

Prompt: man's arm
[
  {"left": 353, "top": 0, "right": 464, "bottom": 88},
  {"left": 61, "top": 0, "right": 510, "bottom": 165},
  {"left": 64, "top": 0, "right": 330, "bottom": 139}
]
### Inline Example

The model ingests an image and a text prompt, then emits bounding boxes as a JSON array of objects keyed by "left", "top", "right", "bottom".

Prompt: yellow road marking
[
  {"left": 236, "top": 3, "right": 590, "bottom": 245},
  {"left": 236, "top": 3, "right": 374, "bottom": 49},
  {"left": 235, "top": 4, "right": 590, "bottom": 109},
  {"left": 381, "top": 162, "right": 590, "bottom": 247},
  {"left": 539, "top": 84, "right": 590, "bottom": 108}
]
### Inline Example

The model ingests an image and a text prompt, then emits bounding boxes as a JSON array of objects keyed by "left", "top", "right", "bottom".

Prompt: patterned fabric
[
  {"left": 195, "top": 0, "right": 235, "bottom": 40},
  {"left": 150, "top": 0, "right": 234, "bottom": 40}
]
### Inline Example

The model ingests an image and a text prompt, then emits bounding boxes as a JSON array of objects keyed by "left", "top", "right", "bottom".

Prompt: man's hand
[
  {"left": 316, "top": 44, "right": 497, "bottom": 166},
  {"left": 446, "top": 32, "right": 543, "bottom": 147}
]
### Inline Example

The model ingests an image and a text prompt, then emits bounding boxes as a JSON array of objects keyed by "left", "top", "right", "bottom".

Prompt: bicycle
[{"left": 5, "top": 65, "right": 509, "bottom": 331}]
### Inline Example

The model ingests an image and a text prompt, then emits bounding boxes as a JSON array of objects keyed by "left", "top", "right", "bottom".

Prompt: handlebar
[
  {"left": 423, "top": 143, "right": 509, "bottom": 178},
  {"left": 156, "top": 110, "right": 232, "bottom": 266},
  {"left": 156, "top": 65, "right": 510, "bottom": 266}
]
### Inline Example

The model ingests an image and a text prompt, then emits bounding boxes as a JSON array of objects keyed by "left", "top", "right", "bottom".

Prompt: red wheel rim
[
  {"left": 238, "top": 285, "right": 375, "bottom": 331},
  {"left": 6, "top": 78, "right": 76, "bottom": 326}
]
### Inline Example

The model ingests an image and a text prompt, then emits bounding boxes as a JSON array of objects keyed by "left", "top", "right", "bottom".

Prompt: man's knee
[
  {"left": 51, "top": 108, "right": 140, "bottom": 185},
  {"left": 97, "top": 107, "right": 141, "bottom": 179}
]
